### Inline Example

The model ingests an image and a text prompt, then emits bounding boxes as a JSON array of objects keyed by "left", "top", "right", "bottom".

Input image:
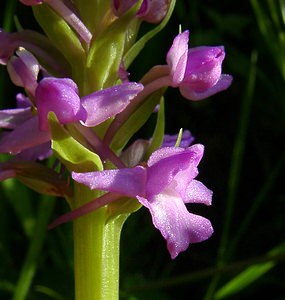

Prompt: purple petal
[
  {"left": 35, "top": 77, "right": 87, "bottom": 131},
  {"left": 137, "top": 193, "right": 213, "bottom": 259},
  {"left": 162, "top": 130, "right": 194, "bottom": 148},
  {"left": 166, "top": 30, "right": 189, "bottom": 86},
  {"left": 183, "top": 46, "right": 225, "bottom": 91},
  {"left": 0, "top": 116, "right": 51, "bottom": 154},
  {"left": 172, "top": 144, "right": 205, "bottom": 199},
  {"left": 72, "top": 166, "right": 146, "bottom": 198},
  {"left": 179, "top": 74, "right": 233, "bottom": 101},
  {"left": 81, "top": 82, "right": 143, "bottom": 127},
  {"left": 147, "top": 146, "right": 184, "bottom": 167},
  {"left": 7, "top": 48, "right": 39, "bottom": 94},
  {"left": 0, "top": 107, "right": 33, "bottom": 129},
  {"left": 146, "top": 145, "right": 204, "bottom": 196},
  {"left": 138, "top": 0, "right": 169, "bottom": 24},
  {"left": 184, "top": 179, "right": 213, "bottom": 205},
  {"left": 17, "top": 141, "right": 52, "bottom": 161},
  {"left": 16, "top": 93, "right": 32, "bottom": 108}
]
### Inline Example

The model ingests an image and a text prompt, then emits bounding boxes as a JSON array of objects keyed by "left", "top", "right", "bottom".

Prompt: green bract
[
  {"left": 85, "top": 2, "right": 142, "bottom": 92},
  {"left": 49, "top": 113, "right": 103, "bottom": 172}
]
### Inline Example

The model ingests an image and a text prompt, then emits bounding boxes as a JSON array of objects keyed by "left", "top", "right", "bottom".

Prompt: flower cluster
[{"left": 0, "top": 0, "right": 232, "bottom": 258}]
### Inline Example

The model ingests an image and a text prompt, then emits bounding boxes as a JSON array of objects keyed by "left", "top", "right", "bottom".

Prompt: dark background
[{"left": 0, "top": 1, "right": 284, "bottom": 299}]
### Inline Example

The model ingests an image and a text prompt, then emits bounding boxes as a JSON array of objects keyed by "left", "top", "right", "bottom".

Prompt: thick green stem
[{"left": 71, "top": 183, "right": 127, "bottom": 300}]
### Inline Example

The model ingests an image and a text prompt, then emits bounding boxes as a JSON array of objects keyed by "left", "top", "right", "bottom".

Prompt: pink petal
[
  {"left": 0, "top": 107, "right": 32, "bottom": 129},
  {"left": 184, "top": 179, "right": 213, "bottom": 205},
  {"left": 137, "top": 192, "right": 213, "bottom": 259},
  {"left": 0, "top": 116, "right": 51, "bottom": 154},
  {"left": 146, "top": 144, "right": 204, "bottom": 197},
  {"left": 166, "top": 30, "right": 189, "bottom": 86},
  {"left": 162, "top": 130, "right": 195, "bottom": 148},
  {"left": 7, "top": 49, "right": 39, "bottom": 94},
  {"left": 17, "top": 141, "right": 52, "bottom": 161},
  {"left": 16, "top": 93, "right": 32, "bottom": 108},
  {"left": 72, "top": 166, "right": 146, "bottom": 198},
  {"left": 173, "top": 144, "right": 205, "bottom": 198},
  {"left": 81, "top": 82, "right": 143, "bottom": 127},
  {"left": 179, "top": 74, "right": 233, "bottom": 101},
  {"left": 35, "top": 77, "right": 87, "bottom": 131},
  {"left": 183, "top": 46, "right": 225, "bottom": 91},
  {"left": 138, "top": 0, "right": 169, "bottom": 24},
  {"left": 147, "top": 146, "right": 185, "bottom": 167}
]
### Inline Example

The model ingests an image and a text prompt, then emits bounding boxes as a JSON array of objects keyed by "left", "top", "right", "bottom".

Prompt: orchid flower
[
  {"left": 166, "top": 30, "right": 233, "bottom": 100},
  {"left": 35, "top": 77, "right": 144, "bottom": 130},
  {"left": 72, "top": 144, "right": 213, "bottom": 258},
  {"left": 0, "top": 94, "right": 51, "bottom": 158},
  {"left": 7, "top": 48, "right": 40, "bottom": 95},
  {"left": 0, "top": 77, "right": 143, "bottom": 155},
  {"left": 139, "top": 0, "right": 170, "bottom": 23}
]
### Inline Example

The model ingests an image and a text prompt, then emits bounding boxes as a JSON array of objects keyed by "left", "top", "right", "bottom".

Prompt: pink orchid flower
[
  {"left": 0, "top": 78, "right": 143, "bottom": 156},
  {"left": 72, "top": 144, "right": 213, "bottom": 258},
  {"left": 166, "top": 30, "right": 233, "bottom": 100}
]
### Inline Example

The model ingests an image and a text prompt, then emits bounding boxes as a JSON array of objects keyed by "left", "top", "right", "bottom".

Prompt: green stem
[{"left": 71, "top": 183, "right": 127, "bottom": 300}]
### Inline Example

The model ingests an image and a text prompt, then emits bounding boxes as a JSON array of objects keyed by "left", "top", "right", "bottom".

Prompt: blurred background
[{"left": 0, "top": 1, "right": 284, "bottom": 299}]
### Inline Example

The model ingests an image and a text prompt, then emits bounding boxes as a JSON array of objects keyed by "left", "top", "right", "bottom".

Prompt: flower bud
[
  {"left": 167, "top": 30, "right": 233, "bottom": 101},
  {"left": 7, "top": 48, "right": 40, "bottom": 95},
  {"left": 183, "top": 46, "right": 225, "bottom": 92},
  {"left": 112, "top": 0, "right": 147, "bottom": 17},
  {"left": 139, "top": 0, "right": 170, "bottom": 24},
  {"left": 35, "top": 77, "right": 87, "bottom": 131},
  {"left": 113, "top": 0, "right": 169, "bottom": 23}
]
